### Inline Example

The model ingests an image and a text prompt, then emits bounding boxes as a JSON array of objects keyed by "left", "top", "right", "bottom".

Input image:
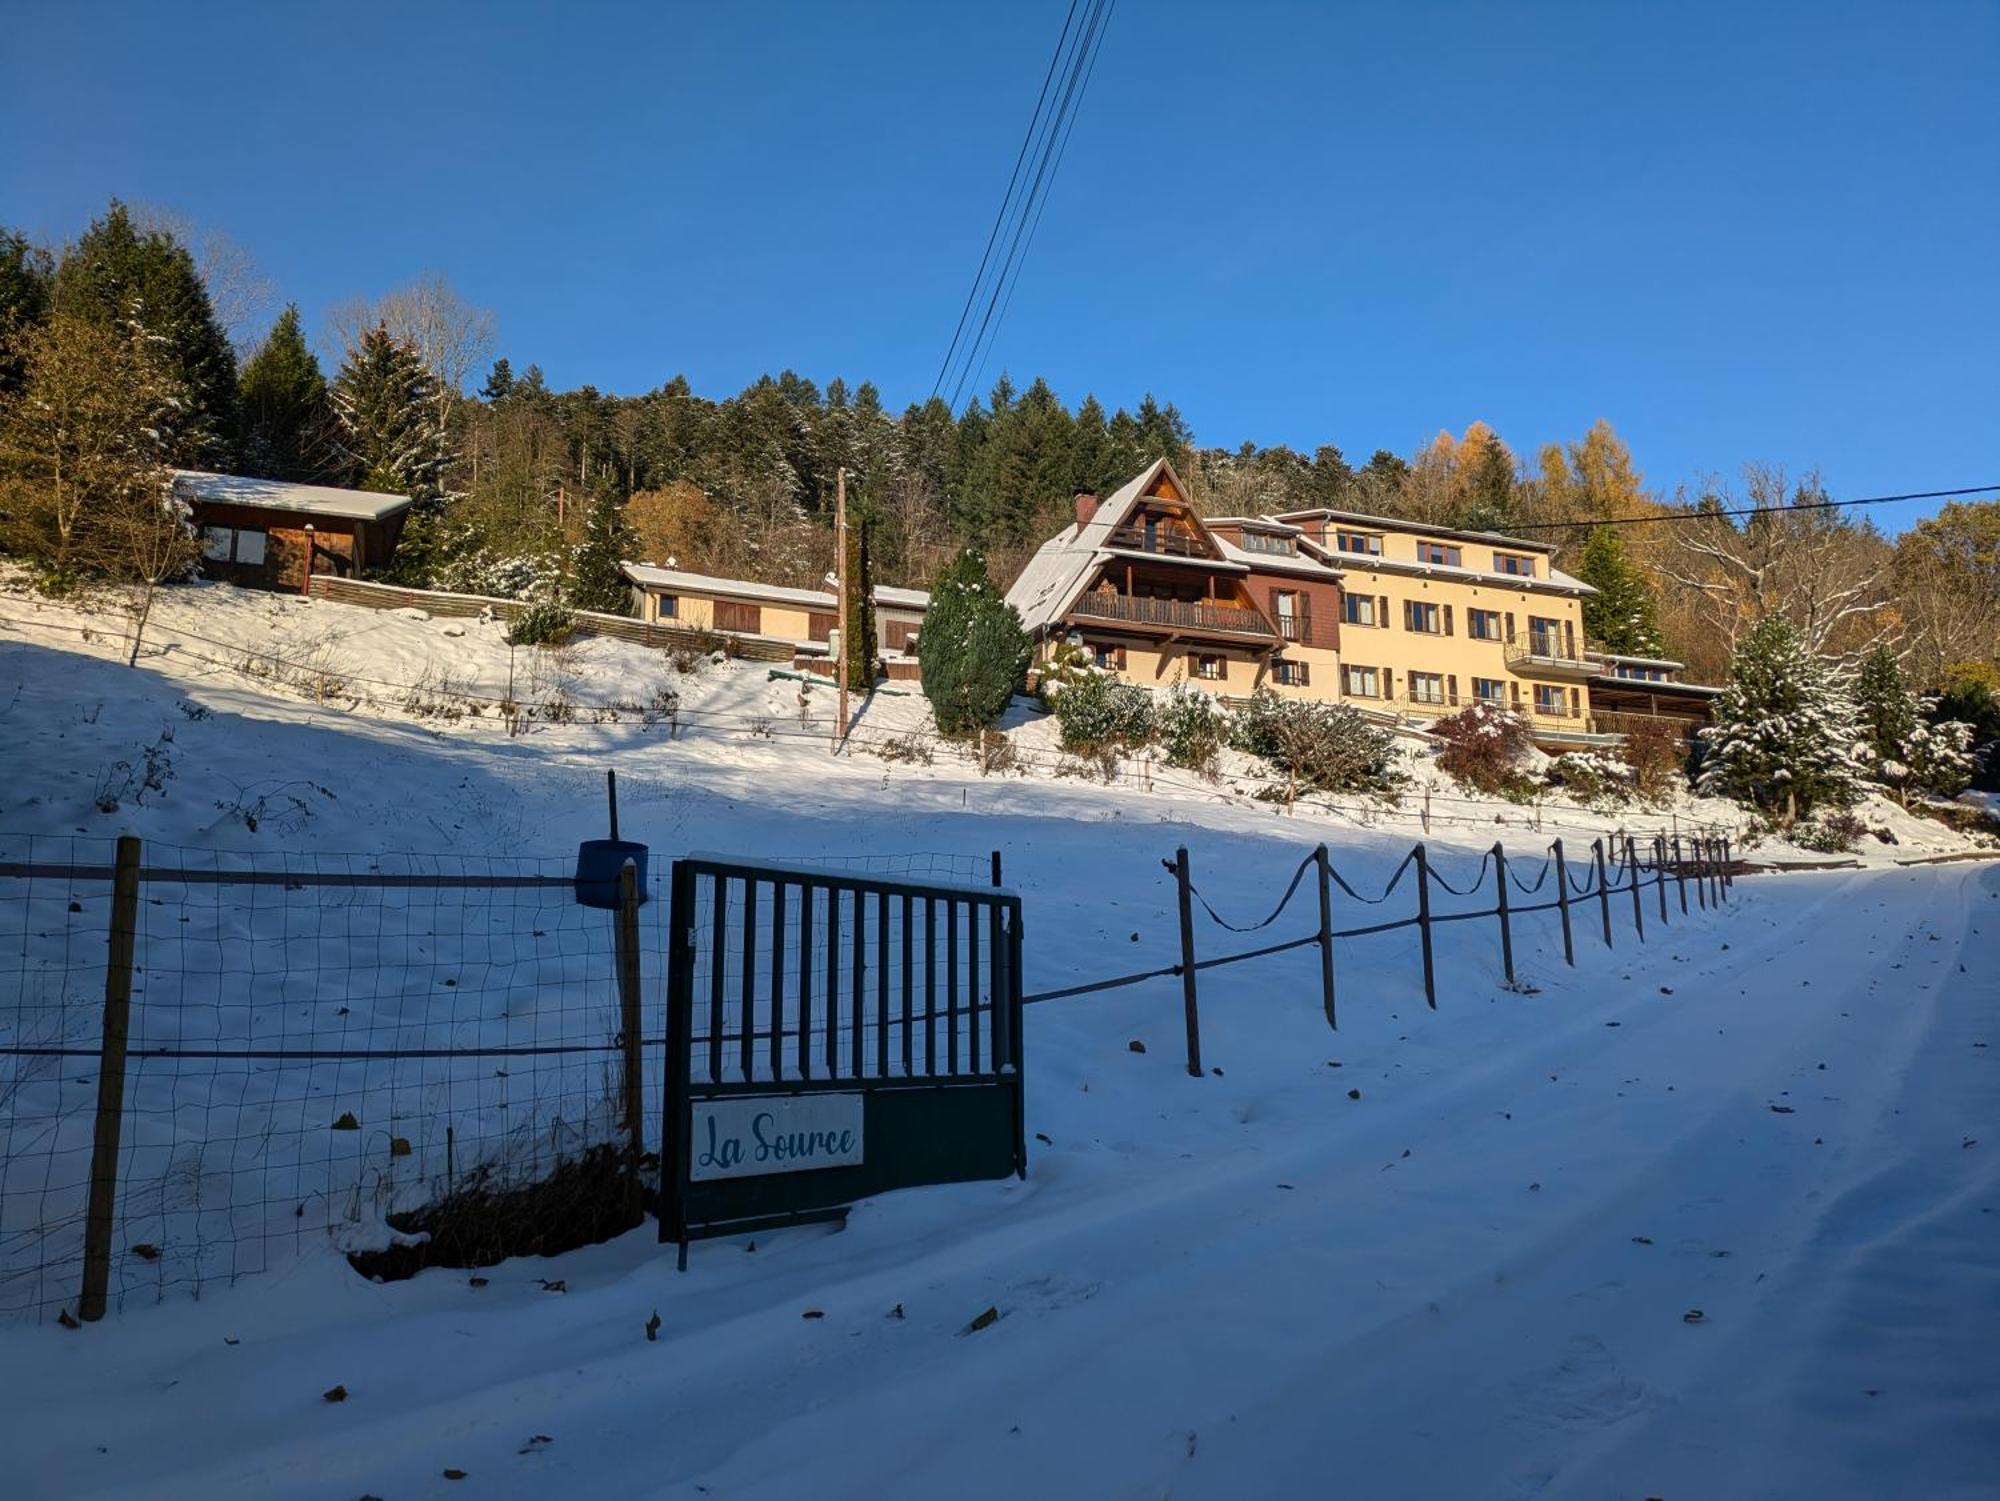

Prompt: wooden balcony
[
  {"left": 1070, "top": 591, "right": 1276, "bottom": 639},
  {"left": 1105, "top": 526, "right": 1209, "bottom": 559}
]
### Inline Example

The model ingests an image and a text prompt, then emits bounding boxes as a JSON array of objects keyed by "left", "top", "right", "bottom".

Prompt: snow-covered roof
[
  {"left": 1325, "top": 550, "right": 1596, "bottom": 598},
  {"left": 171, "top": 470, "right": 413, "bottom": 523},
  {"left": 1005, "top": 457, "right": 1229, "bottom": 635},
  {"left": 1212, "top": 535, "right": 1345, "bottom": 580},
  {"left": 619, "top": 563, "right": 928, "bottom": 614}
]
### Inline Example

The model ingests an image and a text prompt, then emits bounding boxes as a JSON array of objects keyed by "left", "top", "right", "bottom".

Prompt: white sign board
[{"left": 690, "top": 1094, "right": 865, "bottom": 1182}]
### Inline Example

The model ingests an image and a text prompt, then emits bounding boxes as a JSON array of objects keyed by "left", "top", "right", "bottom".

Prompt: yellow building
[
  {"left": 620, "top": 563, "right": 929, "bottom": 676},
  {"left": 1271, "top": 507, "right": 1610, "bottom": 746},
  {"left": 1003, "top": 460, "right": 1621, "bottom": 749}
]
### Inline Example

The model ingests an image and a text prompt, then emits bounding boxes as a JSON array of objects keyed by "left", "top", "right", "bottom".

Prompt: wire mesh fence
[{"left": 0, "top": 834, "right": 667, "bottom": 1324}]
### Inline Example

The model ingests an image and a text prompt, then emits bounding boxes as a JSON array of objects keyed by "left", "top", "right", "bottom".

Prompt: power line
[
  {"left": 927, "top": 0, "right": 1082, "bottom": 407},
  {"left": 937, "top": 0, "right": 1114, "bottom": 414},
  {"left": 1502, "top": 484, "right": 1999, "bottom": 536}
]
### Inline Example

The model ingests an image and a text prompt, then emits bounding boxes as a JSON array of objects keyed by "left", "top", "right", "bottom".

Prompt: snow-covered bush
[
  {"left": 1792, "top": 809, "right": 1866, "bottom": 854},
  {"left": 1155, "top": 680, "right": 1229, "bottom": 775},
  {"left": 1233, "top": 689, "right": 1401, "bottom": 795},
  {"left": 1429, "top": 702, "right": 1536, "bottom": 798},
  {"left": 1050, "top": 671, "right": 1154, "bottom": 756},
  {"left": 506, "top": 602, "right": 577, "bottom": 647},
  {"left": 1698, "top": 617, "right": 1864, "bottom": 823},
  {"left": 1544, "top": 750, "right": 1636, "bottom": 809},
  {"left": 1034, "top": 636, "right": 1097, "bottom": 703}
]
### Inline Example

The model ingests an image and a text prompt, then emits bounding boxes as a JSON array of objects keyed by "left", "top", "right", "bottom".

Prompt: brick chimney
[{"left": 1074, "top": 491, "right": 1101, "bottom": 528}]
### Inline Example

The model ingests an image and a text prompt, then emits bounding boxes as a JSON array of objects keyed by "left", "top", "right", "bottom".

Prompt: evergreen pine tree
[
  {"left": 1697, "top": 617, "right": 1865, "bottom": 822},
  {"left": 0, "top": 228, "right": 52, "bottom": 397},
  {"left": 1574, "top": 526, "right": 1664, "bottom": 656},
  {"left": 1853, "top": 646, "right": 1976, "bottom": 798},
  {"left": 481, "top": 357, "right": 515, "bottom": 403},
  {"left": 237, "top": 306, "right": 329, "bottom": 481},
  {"left": 1456, "top": 433, "right": 1517, "bottom": 532},
  {"left": 329, "top": 326, "right": 452, "bottom": 499},
  {"left": 844, "top": 515, "right": 878, "bottom": 687},
  {"left": 917, "top": 547, "right": 1030, "bottom": 736},
  {"left": 567, "top": 487, "right": 636, "bottom": 613},
  {"left": 51, "top": 201, "right": 238, "bottom": 465}
]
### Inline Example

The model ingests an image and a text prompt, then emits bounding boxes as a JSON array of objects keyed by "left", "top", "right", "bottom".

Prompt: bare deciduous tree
[
  {"left": 1656, "top": 465, "right": 1893, "bottom": 660},
  {"left": 130, "top": 204, "right": 276, "bottom": 351}
]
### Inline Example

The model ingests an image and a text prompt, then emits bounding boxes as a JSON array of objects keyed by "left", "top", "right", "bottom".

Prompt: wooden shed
[{"left": 172, "top": 471, "right": 414, "bottom": 592}]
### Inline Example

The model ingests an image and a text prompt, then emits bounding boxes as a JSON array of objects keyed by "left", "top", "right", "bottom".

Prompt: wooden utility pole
[{"left": 834, "top": 467, "right": 849, "bottom": 752}]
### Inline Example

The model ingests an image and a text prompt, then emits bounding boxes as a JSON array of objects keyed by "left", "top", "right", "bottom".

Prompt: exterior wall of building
[
  {"left": 1237, "top": 565, "right": 1341, "bottom": 699},
  {"left": 192, "top": 503, "right": 369, "bottom": 592},
  {"left": 636, "top": 584, "right": 912, "bottom": 651}
]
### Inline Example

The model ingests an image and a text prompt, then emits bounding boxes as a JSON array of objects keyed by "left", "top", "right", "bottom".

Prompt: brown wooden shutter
[
  {"left": 1510, "top": 681, "right": 1522, "bottom": 709},
  {"left": 1297, "top": 593, "right": 1311, "bottom": 646},
  {"left": 1298, "top": 661, "right": 1310, "bottom": 688},
  {"left": 1383, "top": 669, "right": 1394, "bottom": 700},
  {"left": 1504, "top": 611, "right": 1516, "bottom": 643},
  {"left": 808, "top": 610, "right": 838, "bottom": 641},
  {"left": 715, "top": 599, "right": 761, "bottom": 634},
  {"left": 1378, "top": 595, "right": 1389, "bottom": 627},
  {"left": 1116, "top": 646, "right": 1127, "bottom": 670},
  {"left": 1570, "top": 687, "right": 1581, "bottom": 718},
  {"left": 1443, "top": 604, "right": 1454, "bottom": 636},
  {"left": 1447, "top": 674, "right": 1458, "bottom": 706}
]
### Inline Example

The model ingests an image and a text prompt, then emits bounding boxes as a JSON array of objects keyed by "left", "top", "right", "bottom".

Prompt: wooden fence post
[
  {"left": 1722, "top": 837, "right": 1733, "bottom": 893},
  {"left": 1491, "top": 840, "right": 1515, "bottom": 985},
  {"left": 1708, "top": 837, "right": 1723, "bottom": 905},
  {"left": 617, "top": 859, "right": 645, "bottom": 1226},
  {"left": 1173, "top": 846, "right": 1203, "bottom": 1077},
  {"left": 1592, "top": 838, "right": 1613, "bottom": 948},
  {"left": 80, "top": 833, "right": 141, "bottom": 1324},
  {"left": 1626, "top": 835, "right": 1644, "bottom": 942},
  {"left": 1414, "top": 842, "right": 1437, "bottom": 1009},
  {"left": 1552, "top": 838, "right": 1574, "bottom": 967},
  {"left": 1692, "top": 835, "right": 1708, "bottom": 910},
  {"left": 1673, "top": 835, "right": 1689, "bottom": 915},
  {"left": 1315, "top": 844, "right": 1337, "bottom": 1030},
  {"left": 1653, "top": 835, "right": 1670, "bottom": 924}
]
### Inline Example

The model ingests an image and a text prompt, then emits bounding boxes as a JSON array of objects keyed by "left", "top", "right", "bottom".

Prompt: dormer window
[
  {"left": 1242, "top": 531, "right": 1296, "bottom": 556},
  {"left": 1336, "top": 530, "right": 1383, "bottom": 556},
  {"left": 1417, "top": 541, "right": 1462, "bottom": 567},
  {"left": 1494, "top": 552, "right": 1537, "bottom": 577}
]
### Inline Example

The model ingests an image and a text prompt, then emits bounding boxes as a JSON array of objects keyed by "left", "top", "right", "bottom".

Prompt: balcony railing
[
  {"left": 1070, "top": 592, "right": 1274, "bottom": 636},
  {"left": 1105, "top": 526, "right": 1208, "bottom": 559},
  {"left": 1503, "top": 629, "right": 1591, "bottom": 672},
  {"left": 1274, "top": 614, "right": 1314, "bottom": 645}
]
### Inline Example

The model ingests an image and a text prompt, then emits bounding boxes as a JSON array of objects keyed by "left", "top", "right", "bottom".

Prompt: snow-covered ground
[{"left": 0, "top": 579, "right": 1995, "bottom": 1499}]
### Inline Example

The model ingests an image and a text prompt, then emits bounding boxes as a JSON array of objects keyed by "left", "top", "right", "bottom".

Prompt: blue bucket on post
[{"left": 575, "top": 839, "right": 649, "bottom": 910}]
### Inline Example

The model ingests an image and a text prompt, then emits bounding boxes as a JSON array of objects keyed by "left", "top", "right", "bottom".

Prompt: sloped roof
[
  {"left": 172, "top": 470, "right": 413, "bottom": 523},
  {"left": 619, "top": 562, "right": 928, "bottom": 613},
  {"left": 1003, "top": 457, "right": 1230, "bottom": 634}
]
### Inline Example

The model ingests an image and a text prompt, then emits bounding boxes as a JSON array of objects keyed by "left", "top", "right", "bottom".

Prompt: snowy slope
[{"left": 0, "top": 580, "right": 1995, "bottom": 1498}]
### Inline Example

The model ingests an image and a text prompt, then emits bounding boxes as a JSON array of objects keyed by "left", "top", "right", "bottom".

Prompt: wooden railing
[
  {"left": 1070, "top": 592, "right": 1273, "bottom": 636},
  {"left": 1106, "top": 527, "right": 1208, "bottom": 559}
]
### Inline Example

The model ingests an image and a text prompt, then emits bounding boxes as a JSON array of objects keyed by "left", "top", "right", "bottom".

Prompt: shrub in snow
[
  {"left": 1792, "top": 809, "right": 1866, "bottom": 854},
  {"left": 1233, "top": 689, "right": 1402, "bottom": 796},
  {"left": 1050, "top": 671, "right": 1154, "bottom": 756},
  {"left": 1930, "top": 676, "right": 2000, "bottom": 792},
  {"left": 1034, "top": 636, "right": 1097, "bottom": 703},
  {"left": 1544, "top": 751, "right": 1636, "bottom": 810},
  {"left": 1154, "top": 679, "right": 1229, "bottom": 775},
  {"left": 1697, "top": 617, "right": 1864, "bottom": 824},
  {"left": 917, "top": 548, "right": 1031, "bottom": 737},
  {"left": 1619, "top": 716, "right": 1689, "bottom": 804},
  {"left": 1429, "top": 702, "right": 1536, "bottom": 798},
  {"left": 506, "top": 602, "right": 576, "bottom": 647}
]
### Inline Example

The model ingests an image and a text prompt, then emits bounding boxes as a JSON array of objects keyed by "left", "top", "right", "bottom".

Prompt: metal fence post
[
  {"left": 1491, "top": 840, "right": 1515, "bottom": 986},
  {"left": 617, "top": 859, "right": 645, "bottom": 1227},
  {"left": 1173, "top": 846, "right": 1203, "bottom": 1077},
  {"left": 1414, "top": 842, "right": 1437, "bottom": 1009},
  {"left": 79, "top": 833, "right": 141, "bottom": 1323},
  {"left": 1626, "top": 835, "right": 1644, "bottom": 942},
  {"left": 1552, "top": 838, "right": 1574, "bottom": 966},
  {"left": 1315, "top": 844, "right": 1337, "bottom": 1030},
  {"left": 1592, "top": 838, "right": 1613, "bottom": 948},
  {"left": 1708, "top": 837, "right": 1723, "bottom": 905}
]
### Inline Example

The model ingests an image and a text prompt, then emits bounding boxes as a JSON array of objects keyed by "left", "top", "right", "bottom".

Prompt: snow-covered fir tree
[
  {"left": 1697, "top": 616, "right": 1865, "bottom": 822},
  {"left": 329, "top": 325, "right": 452, "bottom": 501},
  {"left": 566, "top": 488, "right": 636, "bottom": 614},
  {"left": 1852, "top": 646, "right": 1976, "bottom": 799}
]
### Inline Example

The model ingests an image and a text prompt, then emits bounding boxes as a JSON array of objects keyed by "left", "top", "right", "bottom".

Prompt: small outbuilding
[{"left": 172, "top": 470, "right": 414, "bottom": 592}]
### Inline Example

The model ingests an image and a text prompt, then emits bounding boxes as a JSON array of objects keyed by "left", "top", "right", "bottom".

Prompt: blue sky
[{"left": 4, "top": 1, "right": 1995, "bottom": 531}]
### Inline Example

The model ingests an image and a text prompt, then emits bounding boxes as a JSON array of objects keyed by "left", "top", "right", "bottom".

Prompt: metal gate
[{"left": 660, "top": 855, "right": 1025, "bottom": 1265}]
